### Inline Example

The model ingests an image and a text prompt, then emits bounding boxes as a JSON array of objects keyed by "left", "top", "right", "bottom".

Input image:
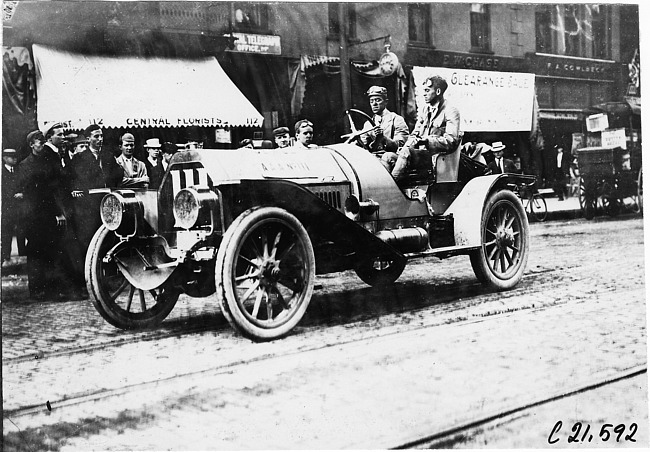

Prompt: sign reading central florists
[
  {"left": 412, "top": 66, "right": 535, "bottom": 132},
  {"left": 33, "top": 44, "right": 264, "bottom": 131}
]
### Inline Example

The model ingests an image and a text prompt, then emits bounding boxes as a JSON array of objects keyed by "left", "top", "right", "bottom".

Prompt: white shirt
[{"left": 557, "top": 151, "right": 563, "bottom": 168}]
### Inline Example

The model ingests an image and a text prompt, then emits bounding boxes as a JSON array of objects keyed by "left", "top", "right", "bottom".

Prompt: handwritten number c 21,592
[{"left": 548, "top": 421, "right": 637, "bottom": 444}]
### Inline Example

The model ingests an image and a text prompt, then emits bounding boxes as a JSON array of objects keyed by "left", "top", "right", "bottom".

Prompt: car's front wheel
[
  {"left": 86, "top": 226, "right": 180, "bottom": 329},
  {"left": 216, "top": 207, "right": 315, "bottom": 341},
  {"left": 470, "top": 189, "right": 529, "bottom": 290}
]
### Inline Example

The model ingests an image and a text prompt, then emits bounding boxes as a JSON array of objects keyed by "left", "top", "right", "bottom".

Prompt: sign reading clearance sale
[{"left": 412, "top": 67, "right": 535, "bottom": 132}]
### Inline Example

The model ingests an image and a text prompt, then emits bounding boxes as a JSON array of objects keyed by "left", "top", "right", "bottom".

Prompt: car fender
[
  {"left": 443, "top": 174, "right": 526, "bottom": 247},
  {"left": 219, "top": 179, "right": 406, "bottom": 264}
]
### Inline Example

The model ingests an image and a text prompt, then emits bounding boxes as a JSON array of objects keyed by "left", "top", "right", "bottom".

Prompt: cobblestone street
[{"left": 2, "top": 215, "right": 647, "bottom": 450}]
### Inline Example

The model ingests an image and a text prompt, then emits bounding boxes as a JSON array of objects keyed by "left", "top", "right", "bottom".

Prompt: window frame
[
  {"left": 408, "top": 3, "right": 431, "bottom": 46},
  {"left": 470, "top": 4, "right": 492, "bottom": 53}
]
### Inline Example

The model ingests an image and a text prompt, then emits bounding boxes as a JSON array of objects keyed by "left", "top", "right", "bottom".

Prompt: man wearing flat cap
[
  {"left": 361, "top": 86, "right": 409, "bottom": 161},
  {"left": 388, "top": 75, "right": 461, "bottom": 181},
  {"left": 116, "top": 133, "right": 149, "bottom": 188},
  {"left": 273, "top": 127, "right": 291, "bottom": 148},
  {"left": 43, "top": 122, "right": 66, "bottom": 167},
  {"left": 15, "top": 130, "right": 70, "bottom": 299}
]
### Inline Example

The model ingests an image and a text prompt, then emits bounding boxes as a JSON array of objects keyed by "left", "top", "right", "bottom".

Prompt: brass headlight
[
  {"left": 100, "top": 191, "right": 143, "bottom": 237},
  {"left": 173, "top": 186, "right": 218, "bottom": 231}
]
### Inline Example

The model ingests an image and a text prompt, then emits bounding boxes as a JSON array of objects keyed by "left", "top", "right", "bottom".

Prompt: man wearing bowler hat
[
  {"left": 361, "top": 86, "right": 409, "bottom": 160},
  {"left": 273, "top": 127, "right": 291, "bottom": 148}
]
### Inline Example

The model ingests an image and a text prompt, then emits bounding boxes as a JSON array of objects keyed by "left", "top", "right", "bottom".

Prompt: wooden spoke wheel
[
  {"left": 216, "top": 207, "right": 315, "bottom": 341},
  {"left": 470, "top": 190, "right": 529, "bottom": 290},
  {"left": 86, "top": 226, "right": 180, "bottom": 329}
]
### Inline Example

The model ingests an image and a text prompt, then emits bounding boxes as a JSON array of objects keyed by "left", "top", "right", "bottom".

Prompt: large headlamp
[
  {"left": 100, "top": 191, "right": 143, "bottom": 238},
  {"left": 173, "top": 186, "right": 218, "bottom": 232}
]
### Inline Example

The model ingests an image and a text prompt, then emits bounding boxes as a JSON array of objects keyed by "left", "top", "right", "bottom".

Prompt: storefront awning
[{"left": 33, "top": 44, "right": 264, "bottom": 131}]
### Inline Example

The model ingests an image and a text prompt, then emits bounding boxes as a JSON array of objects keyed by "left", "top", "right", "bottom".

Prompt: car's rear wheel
[
  {"left": 216, "top": 207, "right": 315, "bottom": 341},
  {"left": 470, "top": 190, "right": 529, "bottom": 290},
  {"left": 86, "top": 226, "right": 180, "bottom": 329},
  {"left": 354, "top": 257, "right": 405, "bottom": 287}
]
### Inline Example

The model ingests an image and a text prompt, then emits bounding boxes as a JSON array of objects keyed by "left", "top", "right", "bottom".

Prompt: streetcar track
[
  {"left": 2, "top": 261, "right": 640, "bottom": 364},
  {"left": 391, "top": 366, "right": 647, "bottom": 449},
  {"left": 4, "top": 285, "right": 645, "bottom": 419}
]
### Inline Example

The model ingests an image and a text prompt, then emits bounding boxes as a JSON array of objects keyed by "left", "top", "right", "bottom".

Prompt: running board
[{"left": 404, "top": 245, "right": 479, "bottom": 260}]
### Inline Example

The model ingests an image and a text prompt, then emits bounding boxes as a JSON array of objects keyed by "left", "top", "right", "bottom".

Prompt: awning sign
[
  {"left": 412, "top": 67, "right": 535, "bottom": 132},
  {"left": 231, "top": 33, "right": 281, "bottom": 55},
  {"left": 33, "top": 44, "right": 264, "bottom": 130}
]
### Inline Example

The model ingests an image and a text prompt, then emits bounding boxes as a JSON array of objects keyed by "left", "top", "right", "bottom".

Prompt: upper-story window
[
  {"left": 328, "top": 3, "right": 357, "bottom": 39},
  {"left": 233, "top": 2, "right": 269, "bottom": 32},
  {"left": 536, "top": 4, "right": 611, "bottom": 59},
  {"left": 408, "top": 3, "right": 431, "bottom": 44},
  {"left": 470, "top": 4, "right": 491, "bottom": 52}
]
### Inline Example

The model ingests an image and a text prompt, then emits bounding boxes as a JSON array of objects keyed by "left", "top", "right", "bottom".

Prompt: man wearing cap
[
  {"left": 116, "top": 133, "right": 149, "bottom": 188},
  {"left": 388, "top": 75, "right": 461, "bottom": 181},
  {"left": 361, "top": 86, "right": 409, "bottom": 158},
  {"left": 1, "top": 148, "right": 24, "bottom": 263},
  {"left": 43, "top": 122, "right": 66, "bottom": 167},
  {"left": 144, "top": 138, "right": 165, "bottom": 189},
  {"left": 553, "top": 145, "right": 571, "bottom": 201},
  {"left": 487, "top": 142, "right": 517, "bottom": 174},
  {"left": 15, "top": 130, "right": 69, "bottom": 299},
  {"left": 294, "top": 119, "right": 316, "bottom": 149},
  {"left": 68, "top": 124, "right": 123, "bottom": 255},
  {"left": 273, "top": 127, "right": 291, "bottom": 148},
  {"left": 161, "top": 142, "right": 177, "bottom": 171}
]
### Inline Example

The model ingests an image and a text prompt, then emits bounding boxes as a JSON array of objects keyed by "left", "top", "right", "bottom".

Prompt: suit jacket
[
  {"left": 362, "top": 109, "right": 410, "bottom": 152},
  {"left": 15, "top": 152, "right": 67, "bottom": 228},
  {"left": 69, "top": 148, "right": 123, "bottom": 193},
  {"left": 412, "top": 98, "right": 461, "bottom": 155},
  {"left": 144, "top": 157, "right": 166, "bottom": 190},
  {"left": 2, "top": 165, "right": 18, "bottom": 216},
  {"left": 487, "top": 157, "right": 518, "bottom": 174}
]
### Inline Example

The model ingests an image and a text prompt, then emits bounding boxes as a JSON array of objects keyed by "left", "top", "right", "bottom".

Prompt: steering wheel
[{"left": 342, "top": 108, "right": 376, "bottom": 148}]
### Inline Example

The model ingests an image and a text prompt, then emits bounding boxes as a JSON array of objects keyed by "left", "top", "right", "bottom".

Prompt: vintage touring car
[{"left": 86, "top": 119, "right": 533, "bottom": 341}]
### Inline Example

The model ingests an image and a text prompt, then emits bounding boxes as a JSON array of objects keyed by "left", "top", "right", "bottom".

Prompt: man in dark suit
[
  {"left": 143, "top": 137, "right": 165, "bottom": 189},
  {"left": 69, "top": 124, "right": 123, "bottom": 255},
  {"left": 15, "top": 130, "right": 68, "bottom": 300},
  {"left": 2, "top": 148, "right": 22, "bottom": 263},
  {"left": 553, "top": 145, "right": 571, "bottom": 201},
  {"left": 487, "top": 141, "right": 518, "bottom": 174}
]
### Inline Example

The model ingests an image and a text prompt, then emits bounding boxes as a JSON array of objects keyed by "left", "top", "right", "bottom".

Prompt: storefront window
[
  {"left": 470, "top": 4, "right": 491, "bottom": 52},
  {"left": 535, "top": 4, "right": 611, "bottom": 59},
  {"left": 233, "top": 2, "right": 269, "bottom": 32},
  {"left": 408, "top": 4, "right": 431, "bottom": 45},
  {"left": 328, "top": 3, "right": 357, "bottom": 39}
]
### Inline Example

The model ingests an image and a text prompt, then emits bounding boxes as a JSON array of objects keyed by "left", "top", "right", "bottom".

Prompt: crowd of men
[
  {"left": 1, "top": 124, "right": 179, "bottom": 301},
  {"left": 3, "top": 75, "right": 522, "bottom": 302}
]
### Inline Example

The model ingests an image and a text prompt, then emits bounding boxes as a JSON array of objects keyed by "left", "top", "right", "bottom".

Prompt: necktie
[{"left": 497, "top": 158, "right": 502, "bottom": 172}]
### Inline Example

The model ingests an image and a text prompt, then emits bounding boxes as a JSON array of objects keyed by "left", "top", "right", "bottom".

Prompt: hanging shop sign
[
  {"left": 586, "top": 113, "right": 609, "bottom": 132},
  {"left": 412, "top": 66, "right": 535, "bottom": 132},
  {"left": 230, "top": 33, "right": 281, "bottom": 55},
  {"left": 601, "top": 128, "right": 627, "bottom": 149}
]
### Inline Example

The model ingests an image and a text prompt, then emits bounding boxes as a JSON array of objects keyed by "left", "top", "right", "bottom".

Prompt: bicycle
[{"left": 514, "top": 182, "right": 548, "bottom": 222}]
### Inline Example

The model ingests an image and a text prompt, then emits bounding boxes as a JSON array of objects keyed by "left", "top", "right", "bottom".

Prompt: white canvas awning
[{"left": 33, "top": 44, "right": 264, "bottom": 131}]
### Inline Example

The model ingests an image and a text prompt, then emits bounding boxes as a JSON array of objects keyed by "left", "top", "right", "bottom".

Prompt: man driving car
[{"left": 361, "top": 86, "right": 409, "bottom": 169}]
